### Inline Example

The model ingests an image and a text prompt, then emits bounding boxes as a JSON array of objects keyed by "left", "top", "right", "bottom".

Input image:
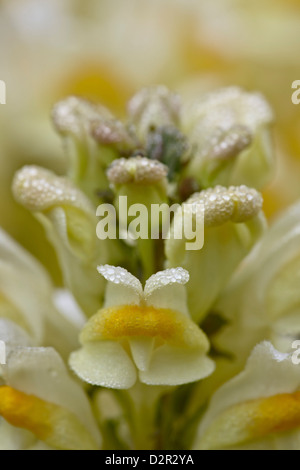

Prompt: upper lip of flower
[{"left": 88, "top": 265, "right": 204, "bottom": 350}]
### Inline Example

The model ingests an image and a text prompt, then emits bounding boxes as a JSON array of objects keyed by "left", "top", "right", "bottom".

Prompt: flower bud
[
  {"left": 182, "top": 87, "right": 274, "bottom": 189},
  {"left": 12, "top": 165, "right": 105, "bottom": 316},
  {"left": 127, "top": 85, "right": 181, "bottom": 143},
  {"left": 52, "top": 96, "right": 120, "bottom": 201},
  {"left": 107, "top": 156, "right": 169, "bottom": 238}
]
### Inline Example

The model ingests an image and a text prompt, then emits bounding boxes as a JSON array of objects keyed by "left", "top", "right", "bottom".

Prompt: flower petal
[
  {"left": 0, "top": 386, "right": 98, "bottom": 450},
  {"left": 196, "top": 342, "right": 300, "bottom": 450},
  {"left": 69, "top": 342, "right": 137, "bottom": 389},
  {"left": 0, "top": 319, "right": 32, "bottom": 358},
  {"left": 129, "top": 337, "right": 155, "bottom": 372},
  {"left": 97, "top": 265, "right": 142, "bottom": 307},
  {"left": 0, "top": 229, "right": 80, "bottom": 358},
  {"left": 80, "top": 304, "right": 208, "bottom": 349},
  {"left": 215, "top": 199, "right": 300, "bottom": 360},
  {"left": 144, "top": 267, "right": 190, "bottom": 316},
  {"left": 0, "top": 418, "right": 36, "bottom": 450},
  {"left": 139, "top": 344, "right": 215, "bottom": 386},
  {"left": 5, "top": 347, "right": 100, "bottom": 446}
]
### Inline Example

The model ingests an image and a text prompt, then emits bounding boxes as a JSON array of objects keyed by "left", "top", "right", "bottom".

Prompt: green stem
[
  {"left": 129, "top": 383, "right": 164, "bottom": 450},
  {"left": 137, "top": 238, "right": 155, "bottom": 283}
]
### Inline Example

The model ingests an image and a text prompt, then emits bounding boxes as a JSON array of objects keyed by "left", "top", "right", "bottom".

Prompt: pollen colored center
[{"left": 80, "top": 304, "right": 205, "bottom": 349}]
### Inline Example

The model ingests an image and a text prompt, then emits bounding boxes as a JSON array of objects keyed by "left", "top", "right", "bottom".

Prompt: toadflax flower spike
[{"left": 69, "top": 265, "right": 215, "bottom": 389}]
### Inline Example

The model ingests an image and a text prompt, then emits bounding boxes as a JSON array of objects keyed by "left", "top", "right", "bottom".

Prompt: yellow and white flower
[
  {"left": 196, "top": 342, "right": 300, "bottom": 450},
  {"left": 0, "top": 319, "right": 101, "bottom": 450},
  {"left": 70, "top": 265, "right": 215, "bottom": 389}
]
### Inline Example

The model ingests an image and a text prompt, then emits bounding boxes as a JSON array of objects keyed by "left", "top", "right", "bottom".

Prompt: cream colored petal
[
  {"left": 53, "top": 289, "right": 86, "bottom": 328},
  {"left": 0, "top": 386, "right": 98, "bottom": 450},
  {"left": 268, "top": 310, "right": 300, "bottom": 353},
  {"left": 129, "top": 337, "right": 155, "bottom": 372},
  {"left": 98, "top": 265, "right": 142, "bottom": 307},
  {"left": 198, "top": 392, "right": 300, "bottom": 450},
  {"left": 0, "top": 319, "right": 32, "bottom": 357},
  {"left": 0, "top": 229, "right": 53, "bottom": 339},
  {"left": 69, "top": 342, "right": 137, "bottom": 389},
  {"left": 0, "top": 261, "right": 45, "bottom": 341},
  {"left": 5, "top": 347, "right": 101, "bottom": 446},
  {"left": 228, "top": 430, "right": 300, "bottom": 451},
  {"left": 215, "top": 200, "right": 300, "bottom": 359},
  {"left": 196, "top": 342, "right": 300, "bottom": 450},
  {"left": 0, "top": 229, "right": 80, "bottom": 356},
  {"left": 0, "top": 228, "right": 51, "bottom": 292},
  {"left": 0, "top": 245, "right": 80, "bottom": 358},
  {"left": 139, "top": 344, "right": 215, "bottom": 386},
  {"left": 0, "top": 418, "right": 36, "bottom": 450},
  {"left": 144, "top": 268, "right": 190, "bottom": 316}
]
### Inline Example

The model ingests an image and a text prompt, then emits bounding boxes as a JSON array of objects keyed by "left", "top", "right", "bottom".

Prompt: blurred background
[{"left": 0, "top": 0, "right": 300, "bottom": 282}]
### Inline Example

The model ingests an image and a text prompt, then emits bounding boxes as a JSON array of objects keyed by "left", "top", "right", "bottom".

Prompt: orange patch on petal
[
  {"left": 0, "top": 386, "right": 97, "bottom": 450},
  {"left": 0, "top": 386, "right": 54, "bottom": 441},
  {"left": 200, "top": 391, "right": 300, "bottom": 450},
  {"left": 250, "top": 391, "right": 300, "bottom": 437},
  {"left": 81, "top": 304, "right": 207, "bottom": 350}
]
